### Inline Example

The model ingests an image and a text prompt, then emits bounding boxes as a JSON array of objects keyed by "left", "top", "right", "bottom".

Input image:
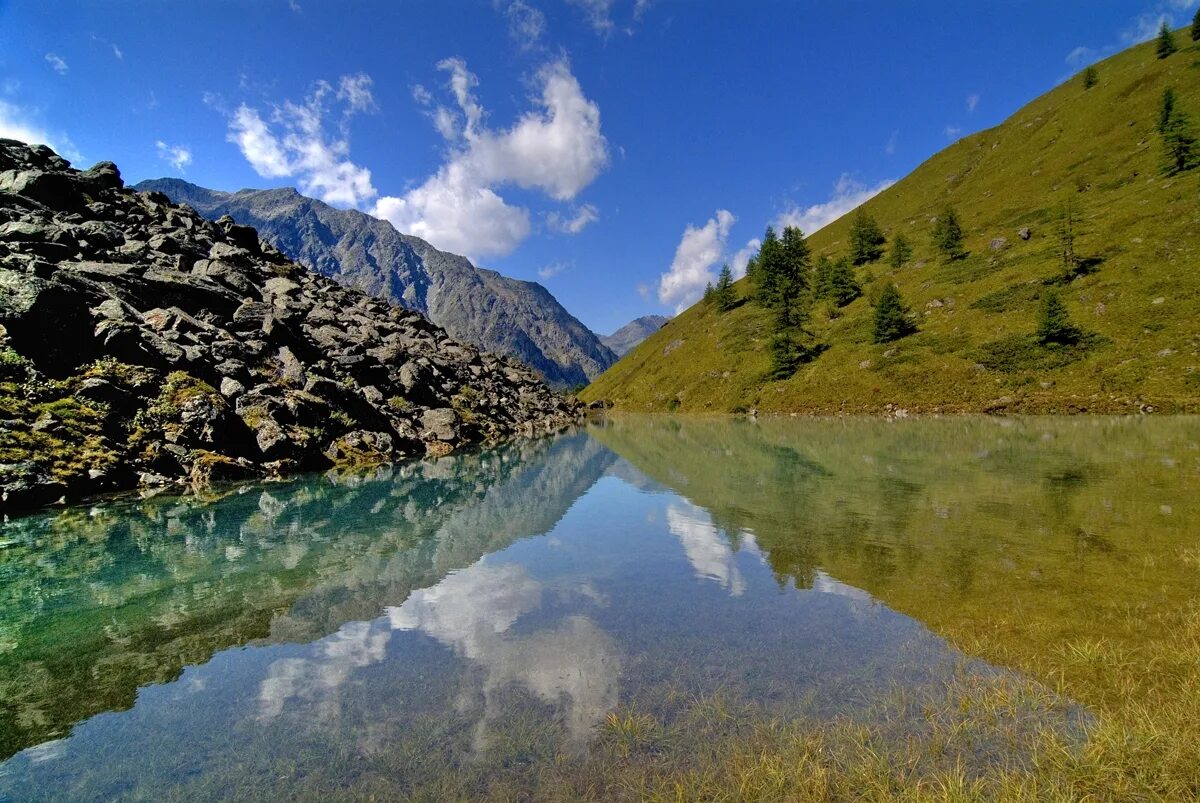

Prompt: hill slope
[
  {"left": 585, "top": 32, "right": 1200, "bottom": 414},
  {"left": 601, "top": 314, "right": 669, "bottom": 356},
  {"left": 136, "top": 180, "right": 617, "bottom": 389}
]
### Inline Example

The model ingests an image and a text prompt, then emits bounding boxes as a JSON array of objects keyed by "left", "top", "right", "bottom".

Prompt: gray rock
[
  {"left": 136, "top": 178, "right": 618, "bottom": 388},
  {"left": 421, "top": 407, "right": 459, "bottom": 441},
  {"left": 0, "top": 138, "right": 581, "bottom": 514}
]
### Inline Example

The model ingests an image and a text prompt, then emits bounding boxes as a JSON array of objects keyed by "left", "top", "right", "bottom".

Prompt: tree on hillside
[
  {"left": 1193, "top": 7, "right": 1200, "bottom": 41},
  {"left": 814, "top": 255, "right": 834, "bottom": 298},
  {"left": 931, "top": 206, "right": 966, "bottom": 260},
  {"left": 1057, "top": 198, "right": 1079, "bottom": 278},
  {"left": 1158, "top": 88, "right": 1198, "bottom": 175},
  {"left": 848, "top": 208, "right": 886, "bottom": 265},
  {"left": 1157, "top": 21, "right": 1177, "bottom": 58},
  {"left": 1082, "top": 65, "right": 1099, "bottom": 90},
  {"left": 753, "top": 226, "right": 782, "bottom": 302},
  {"left": 872, "top": 284, "right": 917, "bottom": 344},
  {"left": 888, "top": 234, "right": 913, "bottom": 268},
  {"left": 1159, "top": 87, "right": 1177, "bottom": 134},
  {"left": 824, "top": 258, "right": 861, "bottom": 307},
  {"left": 712, "top": 263, "right": 736, "bottom": 311},
  {"left": 755, "top": 226, "right": 821, "bottom": 378},
  {"left": 1036, "top": 290, "right": 1081, "bottom": 345},
  {"left": 702, "top": 281, "right": 715, "bottom": 304},
  {"left": 771, "top": 226, "right": 813, "bottom": 329}
]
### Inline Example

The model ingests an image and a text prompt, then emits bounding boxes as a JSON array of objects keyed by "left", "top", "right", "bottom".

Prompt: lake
[{"left": 1, "top": 416, "right": 1197, "bottom": 800}]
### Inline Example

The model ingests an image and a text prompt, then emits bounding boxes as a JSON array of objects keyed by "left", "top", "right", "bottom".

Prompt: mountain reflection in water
[{"left": 4, "top": 415, "right": 1194, "bottom": 800}]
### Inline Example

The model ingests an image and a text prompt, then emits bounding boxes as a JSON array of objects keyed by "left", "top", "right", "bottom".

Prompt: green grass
[{"left": 584, "top": 32, "right": 1200, "bottom": 414}]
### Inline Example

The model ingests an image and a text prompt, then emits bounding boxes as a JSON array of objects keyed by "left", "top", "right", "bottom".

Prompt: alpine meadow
[{"left": 584, "top": 28, "right": 1200, "bottom": 414}]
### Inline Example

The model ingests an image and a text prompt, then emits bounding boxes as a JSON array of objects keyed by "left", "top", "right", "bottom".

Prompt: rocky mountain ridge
[
  {"left": 0, "top": 139, "right": 582, "bottom": 513},
  {"left": 601, "top": 314, "right": 670, "bottom": 357},
  {"left": 135, "top": 179, "right": 617, "bottom": 388}
]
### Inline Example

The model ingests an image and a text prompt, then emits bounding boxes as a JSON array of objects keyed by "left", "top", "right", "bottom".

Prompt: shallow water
[{"left": 0, "top": 416, "right": 1196, "bottom": 800}]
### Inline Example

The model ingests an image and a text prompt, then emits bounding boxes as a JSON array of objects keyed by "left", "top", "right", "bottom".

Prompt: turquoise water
[{"left": 2, "top": 416, "right": 1196, "bottom": 800}]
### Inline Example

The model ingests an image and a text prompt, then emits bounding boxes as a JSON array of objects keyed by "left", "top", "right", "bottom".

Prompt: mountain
[
  {"left": 600, "top": 314, "right": 669, "bottom": 357},
  {"left": 584, "top": 32, "right": 1200, "bottom": 414},
  {"left": 135, "top": 179, "right": 616, "bottom": 389},
  {"left": 0, "top": 139, "right": 580, "bottom": 513}
]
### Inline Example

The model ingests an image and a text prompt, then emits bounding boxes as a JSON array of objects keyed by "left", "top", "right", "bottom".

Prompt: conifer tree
[
  {"left": 1157, "top": 20, "right": 1177, "bottom": 58},
  {"left": 1036, "top": 290, "right": 1081, "bottom": 345},
  {"left": 931, "top": 206, "right": 966, "bottom": 260},
  {"left": 1058, "top": 198, "right": 1079, "bottom": 278},
  {"left": 848, "top": 208, "right": 886, "bottom": 265},
  {"left": 1159, "top": 88, "right": 1177, "bottom": 134},
  {"left": 703, "top": 282, "right": 715, "bottom": 304},
  {"left": 756, "top": 226, "right": 820, "bottom": 378},
  {"left": 813, "top": 255, "right": 834, "bottom": 299},
  {"left": 1158, "top": 88, "right": 1198, "bottom": 175},
  {"left": 888, "top": 234, "right": 913, "bottom": 268},
  {"left": 712, "top": 263, "right": 736, "bottom": 311},
  {"left": 825, "top": 258, "right": 861, "bottom": 307},
  {"left": 872, "top": 283, "right": 916, "bottom": 343},
  {"left": 1193, "top": 7, "right": 1200, "bottom": 41},
  {"left": 754, "top": 226, "right": 783, "bottom": 305},
  {"left": 1082, "top": 66, "right": 1098, "bottom": 89},
  {"left": 769, "top": 330, "right": 801, "bottom": 380},
  {"left": 766, "top": 226, "right": 812, "bottom": 330}
]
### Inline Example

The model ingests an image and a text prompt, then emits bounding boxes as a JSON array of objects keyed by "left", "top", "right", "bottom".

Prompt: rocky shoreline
[{"left": 0, "top": 140, "right": 583, "bottom": 514}]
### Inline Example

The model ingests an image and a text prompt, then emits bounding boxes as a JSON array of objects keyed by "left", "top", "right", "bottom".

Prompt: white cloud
[
  {"left": 0, "top": 100, "right": 80, "bottom": 162},
  {"left": 634, "top": 0, "right": 654, "bottom": 20},
  {"left": 884, "top": 129, "right": 899, "bottom": 155},
  {"left": 567, "top": 0, "right": 615, "bottom": 35},
  {"left": 503, "top": 0, "right": 546, "bottom": 50},
  {"left": 548, "top": 203, "right": 599, "bottom": 234},
  {"left": 775, "top": 174, "right": 895, "bottom": 236},
  {"left": 1122, "top": 11, "right": 1171, "bottom": 44},
  {"left": 728, "top": 237, "right": 760, "bottom": 279},
  {"left": 112, "top": 44, "right": 123, "bottom": 60},
  {"left": 336, "top": 73, "right": 376, "bottom": 114},
  {"left": 372, "top": 57, "right": 608, "bottom": 259},
  {"left": 228, "top": 105, "right": 292, "bottom": 177},
  {"left": 411, "top": 84, "right": 432, "bottom": 105},
  {"left": 966, "top": 93, "right": 979, "bottom": 113},
  {"left": 1065, "top": 46, "right": 1097, "bottom": 68},
  {"left": 45, "top": 53, "right": 68, "bottom": 75},
  {"left": 944, "top": 124, "right": 963, "bottom": 139},
  {"left": 224, "top": 75, "right": 377, "bottom": 207},
  {"left": 657, "top": 209, "right": 734, "bottom": 311},
  {"left": 155, "top": 140, "right": 193, "bottom": 171},
  {"left": 538, "top": 261, "right": 569, "bottom": 279},
  {"left": 373, "top": 163, "right": 531, "bottom": 257}
]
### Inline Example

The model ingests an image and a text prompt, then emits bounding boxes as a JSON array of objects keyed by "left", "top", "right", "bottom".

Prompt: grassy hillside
[{"left": 585, "top": 32, "right": 1200, "bottom": 414}]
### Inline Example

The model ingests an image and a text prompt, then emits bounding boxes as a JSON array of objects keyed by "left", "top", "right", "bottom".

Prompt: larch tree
[
  {"left": 1157, "top": 20, "right": 1177, "bottom": 58},
  {"left": 848, "top": 208, "right": 886, "bottom": 265},
  {"left": 872, "top": 283, "right": 917, "bottom": 343}
]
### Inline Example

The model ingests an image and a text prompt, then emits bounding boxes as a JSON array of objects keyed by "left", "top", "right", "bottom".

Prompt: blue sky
[{"left": 0, "top": 1, "right": 1192, "bottom": 334}]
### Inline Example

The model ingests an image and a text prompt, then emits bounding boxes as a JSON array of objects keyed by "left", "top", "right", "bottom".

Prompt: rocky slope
[
  {"left": 135, "top": 180, "right": 617, "bottom": 388},
  {"left": 0, "top": 140, "right": 581, "bottom": 513},
  {"left": 601, "top": 314, "right": 669, "bottom": 357}
]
